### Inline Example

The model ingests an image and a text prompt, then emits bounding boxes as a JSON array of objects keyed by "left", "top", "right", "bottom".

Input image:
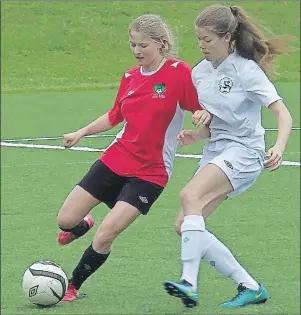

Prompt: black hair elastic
[{"left": 230, "top": 6, "right": 236, "bottom": 16}]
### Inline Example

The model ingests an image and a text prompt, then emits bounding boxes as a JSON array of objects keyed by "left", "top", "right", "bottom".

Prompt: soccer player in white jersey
[
  {"left": 55, "top": 14, "right": 210, "bottom": 302},
  {"left": 164, "top": 5, "right": 293, "bottom": 309}
]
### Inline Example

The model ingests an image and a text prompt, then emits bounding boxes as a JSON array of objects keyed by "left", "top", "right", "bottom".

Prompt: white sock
[
  {"left": 180, "top": 215, "right": 211, "bottom": 290},
  {"left": 203, "top": 231, "right": 260, "bottom": 291}
]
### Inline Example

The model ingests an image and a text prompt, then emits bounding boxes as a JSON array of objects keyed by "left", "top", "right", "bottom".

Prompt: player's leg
[
  {"left": 174, "top": 195, "right": 225, "bottom": 235},
  {"left": 57, "top": 186, "right": 99, "bottom": 245},
  {"left": 173, "top": 201, "right": 262, "bottom": 297},
  {"left": 62, "top": 177, "right": 163, "bottom": 301},
  {"left": 63, "top": 201, "right": 141, "bottom": 301},
  {"left": 210, "top": 147, "right": 269, "bottom": 307},
  {"left": 173, "top": 154, "right": 260, "bottom": 296},
  {"left": 165, "top": 144, "right": 268, "bottom": 308},
  {"left": 165, "top": 164, "right": 232, "bottom": 307},
  {"left": 175, "top": 203, "right": 268, "bottom": 308},
  {"left": 173, "top": 151, "right": 219, "bottom": 235},
  {"left": 56, "top": 160, "right": 122, "bottom": 245}
]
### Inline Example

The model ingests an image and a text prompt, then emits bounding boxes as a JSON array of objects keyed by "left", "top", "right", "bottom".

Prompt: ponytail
[{"left": 230, "top": 6, "right": 293, "bottom": 74}]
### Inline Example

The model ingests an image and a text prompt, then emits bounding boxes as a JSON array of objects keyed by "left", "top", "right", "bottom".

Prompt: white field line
[
  {"left": 1, "top": 161, "right": 95, "bottom": 168},
  {"left": 2, "top": 134, "right": 300, "bottom": 156},
  {"left": 1, "top": 134, "right": 115, "bottom": 142},
  {"left": 1, "top": 141, "right": 300, "bottom": 166},
  {"left": 0, "top": 141, "right": 105, "bottom": 152},
  {"left": 1, "top": 127, "right": 300, "bottom": 143}
]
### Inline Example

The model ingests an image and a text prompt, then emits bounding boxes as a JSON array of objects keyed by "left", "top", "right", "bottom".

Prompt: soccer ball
[{"left": 22, "top": 260, "right": 68, "bottom": 306}]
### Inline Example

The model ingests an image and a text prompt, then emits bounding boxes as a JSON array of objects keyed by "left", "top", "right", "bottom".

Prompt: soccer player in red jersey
[{"left": 56, "top": 14, "right": 211, "bottom": 301}]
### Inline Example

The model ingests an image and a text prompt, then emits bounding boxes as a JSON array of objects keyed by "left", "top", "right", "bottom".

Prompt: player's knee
[
  {"left": 56, "top": 212, "right": 75, "bottom": 230},
  {"left": 180, "top": 188, "right": 199, "bottom": 206}
]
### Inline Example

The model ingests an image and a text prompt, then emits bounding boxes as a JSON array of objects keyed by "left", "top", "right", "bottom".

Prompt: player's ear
[
  {"left": 160, "top": 40, "right": 169, "bottom": 54},
  {"left": 224, "top": 32, "right": 231, "bottom": 43},
  {"left": 154, "top": 41, "right": 161, "bottom": 50}
]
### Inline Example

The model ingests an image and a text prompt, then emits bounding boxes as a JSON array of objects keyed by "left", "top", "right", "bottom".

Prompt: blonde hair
[
  {"left": 129, "top": 14, "right": 178, "bottom": 58},
  {"left": 195, "top": 5, "right": 293, "bottom": 74}
]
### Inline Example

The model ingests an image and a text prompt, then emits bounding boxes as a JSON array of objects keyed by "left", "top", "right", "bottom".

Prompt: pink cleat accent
[
  {"left": 84, "top": 214, "right": 95, "bottom": 229},
  {"left": 57, "top": 214, "right": 95, "bottom": 245},
  {"left": 62, "top": 283, "right": 79, "bottom": 302}
]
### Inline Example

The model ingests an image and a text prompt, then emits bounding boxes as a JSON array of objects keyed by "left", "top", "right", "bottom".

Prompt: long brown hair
[{"left": 195, "top": 5, "right": 293, "bottom": 74}]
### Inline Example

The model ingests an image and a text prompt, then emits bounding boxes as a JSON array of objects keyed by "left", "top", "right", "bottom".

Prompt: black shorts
[{"left": 78, "top": 160, "right": 164, "bottom": 215}]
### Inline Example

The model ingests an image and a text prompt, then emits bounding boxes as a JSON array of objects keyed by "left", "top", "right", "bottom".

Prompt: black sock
[
  {"left": 59, "top": 219, "right": 90, "bottom": 238},
  {"left": 70, "top": 244, "right": 110, "bottom": 290}
]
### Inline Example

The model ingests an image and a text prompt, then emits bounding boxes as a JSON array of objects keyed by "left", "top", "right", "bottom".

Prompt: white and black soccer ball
[{"left": 22, "top": 260, "right": 68, "bottom": 306}]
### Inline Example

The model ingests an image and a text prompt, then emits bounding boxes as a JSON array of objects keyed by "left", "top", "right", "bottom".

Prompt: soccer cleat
[
  {"left": 57, "top": 214, "right": 95, "bottom": 245},
  {"left": 220, "top": 283, "right": 269, "bottom": 308},
  {"left": 164, "top": 280, "right": 199, "bottom": 308},
  {"left": 62, "top": 283, "right": 79, "bottom": 302}
]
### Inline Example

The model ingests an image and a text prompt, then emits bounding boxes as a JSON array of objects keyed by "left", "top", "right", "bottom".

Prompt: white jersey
[{"left": 192, "top": 52, "right": 282, "bottom": 154}]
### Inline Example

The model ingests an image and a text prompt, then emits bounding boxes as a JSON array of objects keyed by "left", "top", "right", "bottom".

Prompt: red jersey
[{"left": 100, "top": 59, "right": 202, "bottom": 187}]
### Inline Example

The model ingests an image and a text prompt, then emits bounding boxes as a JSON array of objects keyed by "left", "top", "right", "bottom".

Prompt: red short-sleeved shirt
[{"left": 100, "top": 59, "right": 202, "bottom": 187}]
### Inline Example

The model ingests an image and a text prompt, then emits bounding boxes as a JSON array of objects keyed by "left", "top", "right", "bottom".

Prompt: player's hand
[
  {"left": 177, "top": 130, "right": 199, "bottom": 147},
  {"left": 63, "top": 131, "right": 83, "bottom": 148},
  {"left": 264, "top": 146, "right": 283, "bottom": 171},
  {"left": 192, "top": 110, "right": 212, "bottom": 127}
]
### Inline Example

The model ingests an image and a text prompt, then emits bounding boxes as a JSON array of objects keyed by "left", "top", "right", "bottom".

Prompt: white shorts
[{"left": 195, "top": 141, "right": 264, "bottom": 197}]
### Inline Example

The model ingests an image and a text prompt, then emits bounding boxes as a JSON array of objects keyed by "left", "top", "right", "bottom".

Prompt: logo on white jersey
[
  {"left": 153, "top": 82, "right": 166, "bottom": 98},
  {"left": 139, "top": 196, "right": 148, "bottom": 204},
  {"left": 218, "top": 77, "right": 233, "bottom": 94}
]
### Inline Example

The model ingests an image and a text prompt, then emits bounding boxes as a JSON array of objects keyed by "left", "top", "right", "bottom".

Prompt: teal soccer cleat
[
  {"left": 220, "top": 283, "right": 269, "bottom": 308},
  {"left": 163, "top": 280, "right": 199, "bottom": 308}
]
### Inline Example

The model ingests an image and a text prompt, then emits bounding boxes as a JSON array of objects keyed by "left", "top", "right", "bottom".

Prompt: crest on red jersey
[{"left": 153, "top": 83, "right": 166, "bottom": 98}]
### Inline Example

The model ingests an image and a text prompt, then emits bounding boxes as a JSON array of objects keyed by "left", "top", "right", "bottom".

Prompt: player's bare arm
[
  {"left": 264, "top": 100, "right": 293, "bottom": 171},
  {"left": 63, "top": 113, "right": 114, "bottom": 148}
]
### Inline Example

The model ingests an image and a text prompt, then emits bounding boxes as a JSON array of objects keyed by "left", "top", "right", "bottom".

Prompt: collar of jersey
[
  {"left": 209, "top": 51, "right": 236, "bottom": 72},
  {"left": 140, "top": 58, "right": 167, "bottom": 76}
]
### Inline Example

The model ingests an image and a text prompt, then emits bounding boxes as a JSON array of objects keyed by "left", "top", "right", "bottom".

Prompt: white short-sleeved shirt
[{"left": 192, "top": 52, "right": 282, "bottom": 153}]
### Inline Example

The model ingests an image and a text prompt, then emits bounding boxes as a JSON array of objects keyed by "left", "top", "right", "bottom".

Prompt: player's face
[
  {"left": 195, "top": 27, "right": 231, "bottom": 67},
  {"left": 129, "top": 30, "right": 163, "bottom": 71}
]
